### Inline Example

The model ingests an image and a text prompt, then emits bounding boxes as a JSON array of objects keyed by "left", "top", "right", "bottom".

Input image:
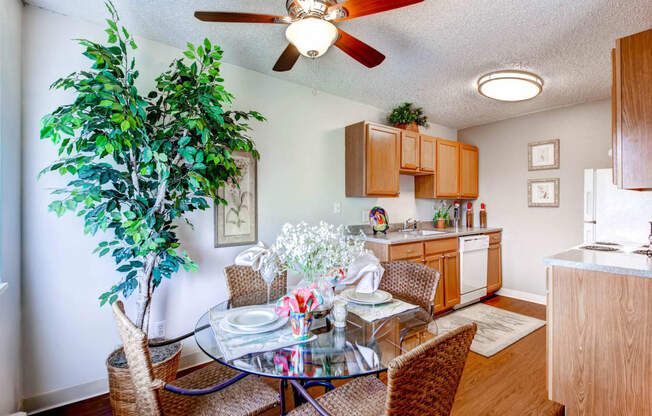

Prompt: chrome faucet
[{"left": 399, "top": 218, "right": 418, "bottom": 232}]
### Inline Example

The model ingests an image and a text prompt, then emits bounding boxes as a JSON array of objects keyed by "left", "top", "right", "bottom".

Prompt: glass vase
[{"left": 297, "top": 273, "right": 335, "bottom": 320}]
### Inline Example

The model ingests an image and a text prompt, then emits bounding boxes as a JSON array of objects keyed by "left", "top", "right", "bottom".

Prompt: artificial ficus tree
[{"left": 40, "top": 1, "right": 264, "bottom": 332}]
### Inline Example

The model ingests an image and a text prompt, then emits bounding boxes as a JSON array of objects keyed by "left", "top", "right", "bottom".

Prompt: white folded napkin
[
  {"left": 234, "top": 242, "right": 277, "bottom": 283},
  {"left": 340, "top": 253, "right": 384, "bottom": 294}
]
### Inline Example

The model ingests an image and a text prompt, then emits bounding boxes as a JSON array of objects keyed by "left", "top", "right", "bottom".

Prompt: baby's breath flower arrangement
[{"left": 270, "top": 221, "right": 367, "bottom": 284}]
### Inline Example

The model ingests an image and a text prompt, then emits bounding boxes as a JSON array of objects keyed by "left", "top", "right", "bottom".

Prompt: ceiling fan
[{"left": 195, "top": 0, "right": 425, "bottom": 72}]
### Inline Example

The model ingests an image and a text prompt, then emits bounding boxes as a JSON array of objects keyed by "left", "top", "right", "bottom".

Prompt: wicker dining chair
[
  {"left": 377, "top": 261, "right": 441, "bottom": 349},
  {"left": 379, "top": 261, "right": 440, "bottom": 314},
  {"left": 111, "top": 301, "right": 279, "bottom": 416},
  {"left": 287, "top": 323, "right": 477, "bottom": 416},
  {"left": 224, "top": 265, "right": 287, "bottom": 307}
]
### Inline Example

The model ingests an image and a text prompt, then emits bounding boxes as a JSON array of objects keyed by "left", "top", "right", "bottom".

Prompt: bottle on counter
[
  {"left": 479, "top": 203, "right": 487, "bottom": 228},
  {"left": 466, "top": 202, "right": 474, "bottom": 228}
]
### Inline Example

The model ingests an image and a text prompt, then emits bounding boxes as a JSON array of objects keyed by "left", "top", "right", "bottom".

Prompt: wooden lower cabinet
[
  {"left": 442, "top": 251, "right": 460, "bottom": 308},
  {"left": 547, "top": 266, "right": 652, "bottom": 415},
  {"left": 425, "top": 255, "right": 445, "bottom": 312},
  {"left": 365, "top": 233, "right": 501, "bottom": 315},
  {"left": 425, "top": 250, "right": 460, "bottom": 313},
  {"left": 487, "top": 242, "right": 502, "bottom": 293}
]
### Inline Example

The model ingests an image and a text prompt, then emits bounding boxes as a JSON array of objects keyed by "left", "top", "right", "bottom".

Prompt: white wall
[
  {"left": 459, "top": 100, "right": 612, "bottom": 298},
  {"left": 20, "top": 6, "right": 456, "bottom": 409},
  {"left": 0, "top": 0, "right": 23, "bottom": 414}
]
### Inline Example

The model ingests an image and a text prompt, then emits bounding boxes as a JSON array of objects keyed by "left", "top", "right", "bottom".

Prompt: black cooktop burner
[
  {"left": 579, "top": 245, "right": 622, "bottom": 252},
  {"left": 633, "top": 248, "right": 652, "bottom": 257}
]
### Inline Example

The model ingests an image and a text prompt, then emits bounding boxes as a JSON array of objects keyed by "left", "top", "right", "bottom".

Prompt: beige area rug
[{"left": 435, "top": 303, "right": 545, "bottom": 357}]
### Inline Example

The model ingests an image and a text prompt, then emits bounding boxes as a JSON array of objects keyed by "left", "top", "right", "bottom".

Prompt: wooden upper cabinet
[
  {"left": 400, "top": 130, "right": 420, "bottom": 172},
  {"left": 487, "top": 242, "right": 502, "bottom": 293},
  {"left": 613, "top": 28, "right": 652, "bottom": 189},
  {"left": 459, "top": 144, "right": 479, "bottom": 199},
  {"left": 436, "top": 139, "right": 460, "bottom": 198},
  {"left": 419, "top": 134, "right": 436, "bottom": 173},
  {"left": 345, "top": 122, "right": 399, "bottom": 197}
]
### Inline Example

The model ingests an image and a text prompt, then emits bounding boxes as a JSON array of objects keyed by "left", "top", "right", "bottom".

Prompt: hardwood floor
[{"left": 35, "top": 296, "right": 562, "bottom": 416}]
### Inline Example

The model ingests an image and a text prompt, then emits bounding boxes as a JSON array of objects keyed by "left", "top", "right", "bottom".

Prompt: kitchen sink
[{"left": 408, "top": 230, "right": 448, "bottom": 236}]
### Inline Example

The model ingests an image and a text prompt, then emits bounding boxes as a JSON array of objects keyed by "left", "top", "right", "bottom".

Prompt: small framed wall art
[
  {"left": 528, "top": 178, "right": 559, "bottom": 207},
  {"left": 528, "top": 139, "right": 560, "bottom": 171},
  {"left": 214, "top": 151, "right": 258, "bottom": 248}
]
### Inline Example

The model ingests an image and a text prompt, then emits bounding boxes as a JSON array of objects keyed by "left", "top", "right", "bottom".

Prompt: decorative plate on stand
[{"left": 369, "top": 207, "right": 389, "bottom": 235}]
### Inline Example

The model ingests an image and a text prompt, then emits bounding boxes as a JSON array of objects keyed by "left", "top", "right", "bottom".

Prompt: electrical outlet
[
  {"left": 333, "top": 201, "right": 342, "bottom": 215},
  {"left": 361, "top": 209, "right": 368, "bottom": 224},
  {"left": 151, "top": 321, "right": 165, "bottom": 340}
]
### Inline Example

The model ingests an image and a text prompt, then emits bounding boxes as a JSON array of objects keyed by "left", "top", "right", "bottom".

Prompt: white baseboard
[
  {"left": 496, "top": 288, "right": 547, "bottom": 305},
  {"left": 24, "top": 351, "right": 212, "bottom": 415}
]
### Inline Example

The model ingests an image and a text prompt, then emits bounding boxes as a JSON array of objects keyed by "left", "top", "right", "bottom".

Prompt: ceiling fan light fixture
[
  {"left": 285, "top": 17, "right": 338, "bottom": 58},
  {"left": 477, "top": 70, "right": 543, "bottom": 102}
]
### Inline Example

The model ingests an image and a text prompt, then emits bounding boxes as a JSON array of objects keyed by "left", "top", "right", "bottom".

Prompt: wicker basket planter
[{"left": 106, "top": 342, "right": 182, "bottom": 415}]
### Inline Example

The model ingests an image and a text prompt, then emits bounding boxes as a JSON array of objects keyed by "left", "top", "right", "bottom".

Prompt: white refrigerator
[{"left": 583, "top": 168, "right": 652, "bottom": 244}]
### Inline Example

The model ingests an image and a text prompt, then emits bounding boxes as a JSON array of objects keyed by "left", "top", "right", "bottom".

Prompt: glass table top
[{"left": 194, "top": 287, "right": 435, "bottom": 381}]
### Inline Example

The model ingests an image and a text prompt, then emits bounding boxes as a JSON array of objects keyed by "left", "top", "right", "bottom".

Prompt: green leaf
[
  {"left": 106, "top": 18, "right": 118, "bottom": 32},
  {"left": 183, "top": 51, "right": 195, "bottom": 60},
  {"left": 120, "top": 120, "right": 130, "bottom": 131},
  {"left": 178, "top": 136, "right": 191, "bottom": 146},
  {"left": 143, "top": 148, "right": 152, "bottom": 163}
]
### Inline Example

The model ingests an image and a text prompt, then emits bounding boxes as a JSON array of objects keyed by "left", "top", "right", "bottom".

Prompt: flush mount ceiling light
[
  {"left": 285, "top": 17, "right": 338, "bottom": 58},
  {"left": 477, "top": 71, "right": 544, "bottom": 102}
]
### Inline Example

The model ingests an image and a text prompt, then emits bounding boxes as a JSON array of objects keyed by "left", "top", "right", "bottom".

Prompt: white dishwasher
[{"left": 455, "top": 235, "right": 490, "bottom": 308}]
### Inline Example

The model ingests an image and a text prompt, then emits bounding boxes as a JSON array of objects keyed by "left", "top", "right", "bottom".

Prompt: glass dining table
[{"left": 194, "top": 287, "right": 436, "bottom": 415}]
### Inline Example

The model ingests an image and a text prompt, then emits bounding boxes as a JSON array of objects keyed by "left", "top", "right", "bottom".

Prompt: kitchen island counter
[{"left": 543, "top": 246, "right": 652, "bottom": 278}]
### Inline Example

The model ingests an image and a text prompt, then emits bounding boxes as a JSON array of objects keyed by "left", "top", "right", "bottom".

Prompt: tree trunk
[{"left": 134, "top": 252, "right": 158, "bottom": 331}]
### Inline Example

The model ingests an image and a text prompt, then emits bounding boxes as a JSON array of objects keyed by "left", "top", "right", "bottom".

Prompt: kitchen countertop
[
  {"left": 543, "top": 245, "right": 652, "bottom": 279},
  {"left": 353, "top": 226, "right": 503, "bottom": 245}
]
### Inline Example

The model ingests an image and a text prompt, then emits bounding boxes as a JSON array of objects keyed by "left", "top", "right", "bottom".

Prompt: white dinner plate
[
  {"left": 342, "top": 288, "right": 393, "bottom": 305},
  {"left": 219, "top": 315, "right": 289, "bottom": 335},
  {"left": 225, "top": 306, "right": 278, "bottom": 329}
]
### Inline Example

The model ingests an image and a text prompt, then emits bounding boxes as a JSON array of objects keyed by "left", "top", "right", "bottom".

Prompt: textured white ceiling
[{"left": 25, "top": 0, "right": 652, "bottom": 128}]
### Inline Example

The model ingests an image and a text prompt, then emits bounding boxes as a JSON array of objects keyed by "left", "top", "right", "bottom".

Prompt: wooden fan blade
[
  {"left": 194, "top": 11, "right": 291, "bottom": 24},
  {"left": 328, "top": 0, "right": 424, "bottom": 21},
  {"left": 334, "top": 29, "right": 385, "bottom": 68},
  {"left": 273, "top": 44, "right": 301, "bottom": 72}
]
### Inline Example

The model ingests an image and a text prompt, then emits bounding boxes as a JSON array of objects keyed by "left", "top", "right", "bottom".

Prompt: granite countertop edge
[
  {"left": 352, "top": 227, "right": 503, "bottom": 245},
  {"left": 543, "top": 250, "right": 652, "bottom": 279}
]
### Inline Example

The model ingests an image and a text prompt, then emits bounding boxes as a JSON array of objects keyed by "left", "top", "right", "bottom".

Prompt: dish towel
[
  {"left": 234, "top": 242, "right": 278, "bottom": 283},
  {"left": 209, "top": 306, "right": 316, "bottom": 361},
  {"left": 339, "top": 253, "right": 384, "bottom": 294}
]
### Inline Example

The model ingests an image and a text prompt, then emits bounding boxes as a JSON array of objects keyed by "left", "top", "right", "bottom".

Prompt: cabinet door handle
[{"left": 407, "top": 249, "right": 413, "bottom": 253}]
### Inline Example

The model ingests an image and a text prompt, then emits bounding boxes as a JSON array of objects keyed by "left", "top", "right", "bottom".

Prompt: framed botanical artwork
[
  {"left": 528, "top": 139, "right": 560, "bottom": 171},
  {"left": 528, "top": 178, "right": 559, "bottom": 207},
  {"left": 214, "top": 151, "right": 258, "bottom": 248}
]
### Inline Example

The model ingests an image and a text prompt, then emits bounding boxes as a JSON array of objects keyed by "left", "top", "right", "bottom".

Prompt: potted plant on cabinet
[
  {"left": 39, "top": 2, "right": 264, "bottom": 414},
  {"left": 388, "top": 102, "right": 428, "bottom": 132},
  {"left": 433, "top": 203, "right": 451, "bottom": 229}
]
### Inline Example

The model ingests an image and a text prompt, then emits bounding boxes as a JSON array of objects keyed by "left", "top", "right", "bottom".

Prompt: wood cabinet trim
[
  {"left": 389, "top": 242, "right": 424, "bottom": 260},
  {"left": 400, "top": 130, "right": 420, "bottom": 171},
  {"left": 459, "top": 143, "right": 479, "bottom": 199},
  {"left": 436, "top": 139, "right": 460, "bottom": 198},
  {"left": 424, "top": 238, "right": 458, "bottom": 255},
  {"left": 365, "top": 123, "right": 400, "bottom": 196},
  {"left": 418, "top": 134, "right": 436, "bottom": 173}
]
